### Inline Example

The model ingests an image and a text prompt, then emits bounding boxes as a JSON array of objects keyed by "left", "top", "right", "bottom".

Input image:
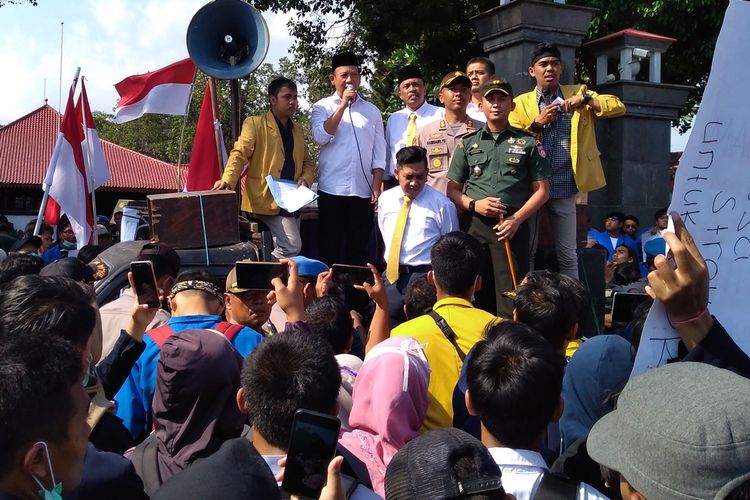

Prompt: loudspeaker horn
[{"left": 186, "top": 0, "right": 270, "bottom": 80}]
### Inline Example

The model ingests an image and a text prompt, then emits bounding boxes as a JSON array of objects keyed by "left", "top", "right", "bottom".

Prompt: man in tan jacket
[{"left": 213, "top": 77, "right": 315, "bottom": 259}]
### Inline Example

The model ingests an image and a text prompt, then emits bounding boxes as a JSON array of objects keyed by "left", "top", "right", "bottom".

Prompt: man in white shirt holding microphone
[{"left": 311, "top": 51, "right": 387, "bottom": 266}]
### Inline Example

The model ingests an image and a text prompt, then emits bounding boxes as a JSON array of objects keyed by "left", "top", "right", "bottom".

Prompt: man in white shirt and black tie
[
  {"left": 378, "top": 146, "right": 459, "bottom": 328},
  {"left": 384, "top": 65, "right": 444, "bottom": 189},
  {"left": 311, "top": 51, "right": 387, "bottom": 266}
]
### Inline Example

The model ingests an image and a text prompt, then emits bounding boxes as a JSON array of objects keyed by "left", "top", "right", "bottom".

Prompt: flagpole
[
  {"left": 207, "top": 77, "right": 224, "bottom": 177},
  {"left": 36, "top": 67, "right": 80, "bottom": 236},
  {"left": 175, "top": 68, "right": 198, "bottom": 191},
  {"left": 79, "top": 77, "right": 99, "bottom": 245}
]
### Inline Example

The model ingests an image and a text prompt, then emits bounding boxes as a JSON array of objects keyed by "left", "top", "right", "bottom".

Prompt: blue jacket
[
  {"left": 589, "top": 230, "right": 638, "bottom": 262},
  {"left": 114, "top": 315, "right": 263, "bottom": 440}
]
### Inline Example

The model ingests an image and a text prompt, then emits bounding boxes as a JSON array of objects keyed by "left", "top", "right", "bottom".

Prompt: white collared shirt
[
  {"left": 311, "top": 92, "right": 387, "bottom": 198},
  {"left": 385, "top": 101, "right": 444, "bottom": 178},
  {"left": 467, "top": 101, "right": 485, "bottom": 122},
  {"left": 488, "top": 447, "right": 609, "bottom": 500},
  {"left": 377, "top": 184, "right": 458, "bottom": 266}
]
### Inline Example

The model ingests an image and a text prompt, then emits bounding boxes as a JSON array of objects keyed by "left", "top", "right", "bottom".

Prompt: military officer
[
  {"left": 447, "top": 79, "right": 550, "bottom": 318},
  {"left": 416, "top": 71, "right": 483, "bottom": 195}
]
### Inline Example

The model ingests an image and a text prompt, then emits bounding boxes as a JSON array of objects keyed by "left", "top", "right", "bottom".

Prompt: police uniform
[
  {"left": 416, "top": 116, "right": 482, "bottom": 195},
  {"left": 448, "top": 121, "right": 550, "bottom": 317}
]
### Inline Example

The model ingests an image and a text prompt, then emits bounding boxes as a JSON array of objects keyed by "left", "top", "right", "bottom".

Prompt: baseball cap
[
  {"left": 481, "top": 79, "right": 513, "bottom": 98},
  {"left": 40, "top": 257, "right": 97, "bottom": 283},
  {"left": 384, "top": 427, "right": 505, "bottom": 499},
  {"left": 225, "top": 266, "right": 249, "bottom": 294},
  {"left": 644, "top": 238, "right": 666, "bottom": 258},
  {"left": 440, "top": 71, "right": 472, "bottom": 90},
  {"left": 291, "top": 256, "right": 328, "bottom": 278},
  {"left": 588, "top": 362, "right": 750, "bottom": 500}
]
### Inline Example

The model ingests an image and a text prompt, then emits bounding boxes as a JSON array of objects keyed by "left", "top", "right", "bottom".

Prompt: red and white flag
[
  {"left": 186, "top": 82, "right": 228, "bottom": 191},
  {"left": 113, "top": 58, "right": 196, "bottom": 124},
  {"left": 43, "top": 87, "right": 93, "bottom": 248},
  {"left": 76, "top": 79, "right": 111, "bottom": 190}
]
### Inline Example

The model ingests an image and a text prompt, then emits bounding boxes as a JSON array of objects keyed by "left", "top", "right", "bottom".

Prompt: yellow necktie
[
  {"left": 405, "top": 113, "right": 417, "bottom": 146},
  {"left": 386, "top": 195, "right": 412, "bottom": 284}
]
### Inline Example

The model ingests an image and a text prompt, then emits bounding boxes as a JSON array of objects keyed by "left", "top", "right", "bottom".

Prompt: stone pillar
[
  {"left": 587, "top": 81, "right": 690, "bottom": 226},
  {"left": 472, "top": 0, "right": 596, "bottom": 94}
]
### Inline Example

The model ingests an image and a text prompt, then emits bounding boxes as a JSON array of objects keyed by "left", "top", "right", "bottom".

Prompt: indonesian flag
[
  {"left": 76, "top": 79, "right": 111, "bottom": 190},
  {"left": 113, "top": 58, "right": 196, "bottom": 123},
  {"left": 186, "top": 82, "right": 228, "bottom": 191},
  {"left": 43, "top": 87, "right": 93, "bottom": 248}
]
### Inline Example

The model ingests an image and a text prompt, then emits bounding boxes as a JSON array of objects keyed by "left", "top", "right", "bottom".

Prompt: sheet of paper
[
  {"left": 265, "top": 175, "right": 318, "bottom": 213},
  {"left": 632, "top": 0, "right": 750, "bottom": 376}
]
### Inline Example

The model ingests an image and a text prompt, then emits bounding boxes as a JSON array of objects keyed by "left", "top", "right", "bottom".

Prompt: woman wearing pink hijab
[{"left": 338, "top": 337, "right": 430, "bottom": 497}]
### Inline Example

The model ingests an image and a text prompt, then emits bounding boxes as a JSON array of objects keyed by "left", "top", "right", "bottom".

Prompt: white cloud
[{"left": 0, "top": 0, "right": 294, "bottom": 123}]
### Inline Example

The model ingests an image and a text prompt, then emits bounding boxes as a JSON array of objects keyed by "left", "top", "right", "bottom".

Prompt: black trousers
[
  {"left": 461, "top": 211, "right": 529, "bottom": 318},
  {"left": 318, "top": 191, "right": 374, "bottom": 266}
]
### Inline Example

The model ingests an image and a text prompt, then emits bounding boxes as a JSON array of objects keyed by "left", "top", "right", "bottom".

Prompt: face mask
[
  {"left": 61, "top": 240, "right": 76, "bottom": 250},
  {"left": 82, "top": 352, "right": 93, "bottom": 388},
  {"left": 31, "top": 441, "right": 63, "bottom": 500}
]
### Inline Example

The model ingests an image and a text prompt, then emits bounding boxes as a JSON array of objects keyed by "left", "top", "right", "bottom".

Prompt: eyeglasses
[{"left": 606, "top": 217, "right": 622, "bottom": 222}]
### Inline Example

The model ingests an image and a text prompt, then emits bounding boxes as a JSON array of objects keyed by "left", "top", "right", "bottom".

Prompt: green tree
[{"left": 252, "top": 0, "right": 728, "bottom": 130}]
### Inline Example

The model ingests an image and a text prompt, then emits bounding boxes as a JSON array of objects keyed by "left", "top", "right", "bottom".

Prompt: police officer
[
  {"left": 447, "top": 79, "right": 550, "bottom": 317},
  {"left": 416, "top": 71, "right": 483, "bottom": 195}
]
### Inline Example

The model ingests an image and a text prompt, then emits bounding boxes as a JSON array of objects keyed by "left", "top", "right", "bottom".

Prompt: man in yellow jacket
[
  {"left": 213, "top": 77, "right": 315, "bottom": 259},
  {"left": 509, "top": 43, "right": 625, "bottom": 280}
]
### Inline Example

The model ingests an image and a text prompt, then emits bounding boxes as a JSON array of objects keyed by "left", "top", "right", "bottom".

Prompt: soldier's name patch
[
  {"left": 507, "top": 147, "right": 526, "bottom": 155},
  {"left": 426, "top": 139, "right": 446, "bottom": 145}
]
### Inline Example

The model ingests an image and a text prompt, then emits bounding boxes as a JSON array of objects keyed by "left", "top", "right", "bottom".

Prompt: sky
[{"left": 0, "top": 0, "right": 691, "bottom": 150}]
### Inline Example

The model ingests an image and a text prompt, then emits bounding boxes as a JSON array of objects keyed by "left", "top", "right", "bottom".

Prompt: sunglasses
[{"left": 624, "top": 224, "right": 637, "bottom": 229}]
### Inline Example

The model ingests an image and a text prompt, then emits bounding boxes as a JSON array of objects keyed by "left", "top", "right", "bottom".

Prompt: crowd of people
[{"left": 2, "top": 42, "right": 749, "bottom": 500}]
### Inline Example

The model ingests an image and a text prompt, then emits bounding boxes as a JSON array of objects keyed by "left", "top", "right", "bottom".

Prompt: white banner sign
[{"left": 633, "top": 0, "right": 750, "bottom": 375}]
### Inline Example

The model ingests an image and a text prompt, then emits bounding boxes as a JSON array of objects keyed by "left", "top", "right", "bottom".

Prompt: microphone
[
  {"left": 345, "top": 83, "right": 356, "bottom": 107},
  {"left": 541, "top": 85, "right": 551, "bottom": 106}
]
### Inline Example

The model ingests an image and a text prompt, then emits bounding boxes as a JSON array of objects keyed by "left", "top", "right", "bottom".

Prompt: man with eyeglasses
[
  {"left": 588, "top": 211, "right": 638, "bottom": 262},
  {"left": 509, "top": 42, "right": 625, "bottom": 280}
]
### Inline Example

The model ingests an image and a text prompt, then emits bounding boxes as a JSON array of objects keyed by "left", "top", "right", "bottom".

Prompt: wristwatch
[
  {"left": 582, "top": 93, "right": 592, "bottom": 105},
  {"left": 468, "top": 199, "right": 476, "bottom": 214}
]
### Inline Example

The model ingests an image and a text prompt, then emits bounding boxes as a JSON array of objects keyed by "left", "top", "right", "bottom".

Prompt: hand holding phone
[
  {"left": 281, "top": 409, "right": 341, "bottom": 498},
  {"left": 235, "top": 261, "right": 289, "bottom": 291},
  {"left": 331, "top": 264, "right": 375, "bottom": 287},
  {"left": 130, "top": 261, "right": 160, "bottom": 308}
]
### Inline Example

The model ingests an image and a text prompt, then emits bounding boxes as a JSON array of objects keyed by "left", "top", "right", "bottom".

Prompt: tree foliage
[{"left": 252, "top": 0, "right": 728, "bottom": 131}]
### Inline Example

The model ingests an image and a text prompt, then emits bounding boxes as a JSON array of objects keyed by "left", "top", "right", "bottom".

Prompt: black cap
[
  {"left": 439, "top": 71, "right": 472, "bottom": 90},
  {"left": 40, "top": 257, "right": 97, "bottom": 283},
  {"left": 397, "top": 65, "right": 423, "bottom": 85},
  {"left": 481, "top": 79, "right": 513, "bottom": 97},
  {"left": 331, "top": 51, "right": 359, "bottom": 72},
  {"left": 384, "top": 428, "right": 505, "bottom": 499}
]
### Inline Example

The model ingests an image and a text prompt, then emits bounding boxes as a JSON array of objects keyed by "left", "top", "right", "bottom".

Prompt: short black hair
[
  {"left": 0, "top": 253, "right": 45, "bottom": 285},
  {"left": 466, "top": 56, "right": 495, "bottom": 75},
  {"left": 514, "top": 271, "right": 588, "bottom": 352},
  {"left": 0, "top": 274, "right": 96, "bottom": 349},
  {"left": 396, "top": 146, "right": 428, "bottom": 172},
  {"left": 241, "top": 330, "right": 341, "bottom": 449},
  {"left": 623, "top": 215, "right": 640, "bottom": 226},
  {"left": 137, "top": 243, "right": 181, "bottom": 279},
  {"left": 58, "top": 214, "right": 71, "bottom": 231},
  {"left": 77, "top": 244, "right": 104, "bottom": 264},
  {"left": 268, "top": 77, "right": 297, "bottom": 97},
  {"left": 38, "top": 223, "right": 53, "bottom": 236},
  {"left": 654, "top": 207, "right": 668, "bottom": 221},
  {"left": 305, "top": 296, "right": 353, "bottom": 354},
  {"left": 404, "top": 275, "right": 436, "bottom": 320},
  {"left": 613, "top": 263, "right": 641, "bottom": 286},
  {"left": 467, "top": 321, "right": 565, "bottom": 449},
  {"left": 605, "top": 211, "right": 625, "bottom": 222},
  {"left": 431, "top": 232, "right": 483, "bottom": 296},
  {"left": 0, "top": 334, "right": 82, "bottom": 475}
]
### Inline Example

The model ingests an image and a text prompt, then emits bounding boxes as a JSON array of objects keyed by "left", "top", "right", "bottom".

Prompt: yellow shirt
[{"left": 391, "top": 297, "right": 501, "bottom": 431}]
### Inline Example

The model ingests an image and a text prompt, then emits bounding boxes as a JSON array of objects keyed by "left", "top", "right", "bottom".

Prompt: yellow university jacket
[
  {"left": 509, "top": 84, "right": 625, "bottom": 193},
  {"left": 222, "top": 111, "right": 316, "bottom": 215}
]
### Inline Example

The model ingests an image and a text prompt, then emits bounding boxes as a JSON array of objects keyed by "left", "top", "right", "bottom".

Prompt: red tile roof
[{"left": 0, "top": 104, "right": 187, "bottom": 192}]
